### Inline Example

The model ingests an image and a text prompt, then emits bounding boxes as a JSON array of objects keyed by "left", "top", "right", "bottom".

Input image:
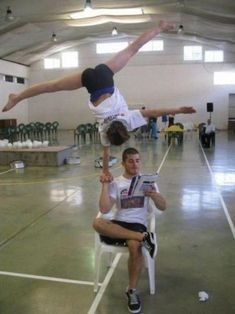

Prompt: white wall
[
  {"left": 0, "top": 59, "right": 29, "bottom": 124},
  {"left": 2, "top": 38, "right": 235, "bottom": 129}
]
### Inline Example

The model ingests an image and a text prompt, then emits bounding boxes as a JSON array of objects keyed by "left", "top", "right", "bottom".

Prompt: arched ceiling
[{"left": 0, "top": 0, "right": 234, "bottom": 65}]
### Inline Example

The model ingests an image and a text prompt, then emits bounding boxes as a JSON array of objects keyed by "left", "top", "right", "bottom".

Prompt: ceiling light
[
  {"left": 51, "top": 32, "right": 57, "bottom": 42},
  {"left": 84, "top": 0, "right": 92, "bottom": 12},
  {"left": 5, "top": 6, "right": 14, "bottom": 21},
  {"left": 178, "top": 25, "right": 184, "bottom": 34},
  {"left": 112, "top": 27, "right": 118, "bottom": 36},
  {"left": 177, "top": 0, "right": 185, "bottom": 7},
  {"left": 70, "top": 7, "right": 143, "bottom": 19}
]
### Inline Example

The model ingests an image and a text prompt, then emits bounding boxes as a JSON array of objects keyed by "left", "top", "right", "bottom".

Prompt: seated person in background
[
  {"left": 93, "top": 147, "right": 166, "bottom": 314},
  {"left": 201, "top": 119, "right": 216, "bottom": 147},
  {"left": 168, "top": 114, "right": 175, "bottom": 127}
]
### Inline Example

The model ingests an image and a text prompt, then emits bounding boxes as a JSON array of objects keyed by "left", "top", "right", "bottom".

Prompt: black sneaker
[
  {"left": 142, "top": 232, "right": 157, "bottom": 258},
  {"left": 126, "top": 289, "right": 141, "bottom": 313}
]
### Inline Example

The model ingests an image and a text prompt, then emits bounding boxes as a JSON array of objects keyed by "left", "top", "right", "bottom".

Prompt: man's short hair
[
  {"left": 106, "top": 121, "right": 130, "bottom": 146},
  {"left": 122, "top": 147, "right": 139, "bottom": 162}
]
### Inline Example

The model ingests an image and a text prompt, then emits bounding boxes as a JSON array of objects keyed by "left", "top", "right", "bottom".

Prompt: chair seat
[{"left": 94, "top": 210, "right": 157, "bottom": 295}]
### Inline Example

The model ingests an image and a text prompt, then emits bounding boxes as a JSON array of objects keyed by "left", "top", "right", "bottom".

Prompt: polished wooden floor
[{"left": 0, "top": 130, "right": 234, "bottom": 314}]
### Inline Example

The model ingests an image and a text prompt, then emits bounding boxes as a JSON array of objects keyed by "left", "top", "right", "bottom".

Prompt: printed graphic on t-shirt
[
  {"left": 121, "top": 196, "right": 145, "bottom": 209},
  {"left": 120, "top": 188, "right": 144, "bottom": 209}
]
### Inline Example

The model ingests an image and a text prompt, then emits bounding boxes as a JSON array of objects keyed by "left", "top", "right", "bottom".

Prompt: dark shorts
[
  {"left": 81, "top": 64, "right": 114, "bottom": 94},
  {"left": 100, "top": 220, "right": 147, "bottom": 246}
]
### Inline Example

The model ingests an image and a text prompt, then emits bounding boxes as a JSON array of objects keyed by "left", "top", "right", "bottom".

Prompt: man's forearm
[
  {"left": 102, "top": 146, "right": 110, "bottom": 174},
  {"left": 99, "top": 184, "right": 112, "bottom": 213}
]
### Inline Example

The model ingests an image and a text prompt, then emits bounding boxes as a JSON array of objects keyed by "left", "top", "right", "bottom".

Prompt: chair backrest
[
  {"left": 76, "top": 124, "right": 86, "bottom": 133},
  {"left": 175, "top": 122, "right": 184, "bottom": 129}
]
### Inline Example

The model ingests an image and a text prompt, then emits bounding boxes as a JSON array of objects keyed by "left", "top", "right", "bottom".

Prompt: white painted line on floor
[
  {"left": 0, "top": 271, "right": 94, "bottom": 286},
  {"left": 0, "top": 168, "right": 15, "bottom": 175},
  {"left": 157, "top": 143, "right": 172, "bottom": 174},
  {"left": 200, "top": 142, "right": 235, "bottom": 239},
  {"left": 87, "top": 253, "right": 122, "bottom": 314}
]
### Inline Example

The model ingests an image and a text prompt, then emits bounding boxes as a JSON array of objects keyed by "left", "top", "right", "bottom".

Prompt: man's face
[{"left": 122, "top": 154, "right": 141, "bottom": 176}]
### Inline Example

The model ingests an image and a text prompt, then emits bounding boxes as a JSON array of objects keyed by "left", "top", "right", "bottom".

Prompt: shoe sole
[
  {"left": 150, "top": 232, "right": 157, "bottom": 258},
  {"left": 127, "top": 306, "right": 141, "bottom": 314}
]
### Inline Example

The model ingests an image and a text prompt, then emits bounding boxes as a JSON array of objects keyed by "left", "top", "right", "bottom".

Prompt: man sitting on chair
[
  {"left": 201, "top": 119, "right": 216, "bottom": 148},
  {"left": 93, "top": 147, "right": 166, "bottom": 314}
]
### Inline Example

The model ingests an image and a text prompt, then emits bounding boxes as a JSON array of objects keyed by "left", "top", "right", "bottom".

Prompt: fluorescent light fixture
[
  {"left": 112, "top": 27, "right": 118, "bottom": 36},
  {"left": 70, "top": 8, "right": 143, "bottom": 19},
  {"left": 84, "top": 0, "right": 92, "bottom": 12},
  {"left": 178, "top": 25, "right": 184, "bottom": 34},
  {"left": 5, "top": 6, "right": 14, "bottom": 21},
  {"left": 51, "top": 32, "right": 57, "bottom": 42}
]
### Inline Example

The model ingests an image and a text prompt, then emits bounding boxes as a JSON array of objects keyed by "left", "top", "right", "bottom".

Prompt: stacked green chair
[
  {"left": 51, "top": 121, "right": 59, "bottom": 139},
  {"left": 45, "top": 122, "right": 53, "bottom": 139},
  {"left": 93, "top": 122, "right": 100, "bottom": 143},
  {"left": 28, "top": 122, "right": 36, "bottom": 140},
  {"left": 5, "top": 126, "right": 17, "bottom": 143},
  {"left": 74, "top": 124, "right": 86, "bottom": 145},
  {"left": 35, "top": 122, "right": 45, "bottom": 141},
  {"left": 17, "top": 123, "right": 29, "bottom": 141},
  {"left": 85, "top": 123, "right": 93, "bottom": 142}
]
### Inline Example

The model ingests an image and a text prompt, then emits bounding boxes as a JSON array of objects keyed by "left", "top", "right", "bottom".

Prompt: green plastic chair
[
  {"left": 51, "top": 121, "right": 59, "bottom": 138},
  {"left": 16, "top": 123, "right": 25, "bottom": 141},
  {"left": 6, "top": 126, "right": 17, "bottom": 143},
  {"left": 74, "top": 124, "right": 86, "bottom": 145},
  {"left": 92, "top": 122, "right": 100, "bottom": 143},
  {"left": 85, "top": 123, "right": 93, "bottom": 142},
  {"left": 35, "top": 122, "right": 45, "bottom": 141}
]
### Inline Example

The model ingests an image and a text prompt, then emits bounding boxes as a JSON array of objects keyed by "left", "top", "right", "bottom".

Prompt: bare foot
[{"left": 2, "top": 93, "right": 18, "bottom": 112}]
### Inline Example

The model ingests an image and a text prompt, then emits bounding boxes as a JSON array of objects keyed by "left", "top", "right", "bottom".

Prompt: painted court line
[
  {"left": 87, "top": 253, "right": 122, "bottom": 314},
  {"left": 156, "top": 143, "right": 172, "bottom": 173},
  {"left": 200, "top": 142, "right": 235, "bottom": 239},
  {"left": 0, "top": 271, "right": 94, "bottom": 286}
]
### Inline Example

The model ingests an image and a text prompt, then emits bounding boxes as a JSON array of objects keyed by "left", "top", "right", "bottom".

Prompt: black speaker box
[{"left": 207, "top": 102, "right": 213, "bottom": 112}]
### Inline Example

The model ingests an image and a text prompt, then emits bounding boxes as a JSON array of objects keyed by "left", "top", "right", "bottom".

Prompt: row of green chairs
[
  {"left": 4, "top": 121, "right": 59, "bottom": 143},
  {"left": 74, "top": 122, "right": 99, "bottom": 145}
]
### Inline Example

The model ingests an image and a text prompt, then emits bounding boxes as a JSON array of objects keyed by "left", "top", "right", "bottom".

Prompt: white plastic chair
[{"left": 94, "top": 208, "right": 157, "bottom": 295}]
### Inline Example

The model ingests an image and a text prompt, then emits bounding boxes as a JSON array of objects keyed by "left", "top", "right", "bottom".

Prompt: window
[
  {"left": 16, "top": 77, "right": 25, "bottom": 84},
  {"left": 4, "top": 75, "right": 14, "bottom": 82},
  {"left": 205, "top": 50, "right": 223, "bottom": 62},
  {"left": 44, "top": 58, "right": 60, "bottom": 69},
  {"left": 61, "top": 51, "right": 78, "bottom": 68},
  {"left": 139, "top": 40, "right": 163, "bottom": 52},
  {"left": 184, "top": 46, "right": 202, "bottom": 61},
  {"left": 96, "top": 42, "right": 128, "bottom": 54},
  {"left": 214, "top": 72, "right": 235, "bottom": 85}
]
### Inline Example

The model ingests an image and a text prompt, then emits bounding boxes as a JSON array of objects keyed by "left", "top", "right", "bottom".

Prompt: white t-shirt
[
  {"left": 88, "top": 87, "right": 147, "bottom": 146},
  {"left": 205, "top": 123, "right": 215, "bottom": 134},
  {"left": 107, "top": 175, "right": 159, "bottom": 226}
]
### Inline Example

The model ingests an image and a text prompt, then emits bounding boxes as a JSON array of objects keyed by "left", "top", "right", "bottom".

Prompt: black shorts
[
  {"left": 81, "top": 64, "right": 114, "bottom": 94},
  {"left": 100, "top": 220, "right": 147, "bottom": 246}
]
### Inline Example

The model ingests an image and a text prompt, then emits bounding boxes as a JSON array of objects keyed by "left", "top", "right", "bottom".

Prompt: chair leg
[
  {"left": 94, "top": 248, "right": 103, "bottom": 292},
  {"left": 94, "top": 249, "right": 115, "bottom": 292},
  {"left": 142, "top": 247, "right": 156, "bottom": 295}
]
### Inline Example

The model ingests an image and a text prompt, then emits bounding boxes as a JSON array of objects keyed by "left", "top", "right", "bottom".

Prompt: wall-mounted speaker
[{"left": 207, "top": 102, "right": 213, "bottom": 112}]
